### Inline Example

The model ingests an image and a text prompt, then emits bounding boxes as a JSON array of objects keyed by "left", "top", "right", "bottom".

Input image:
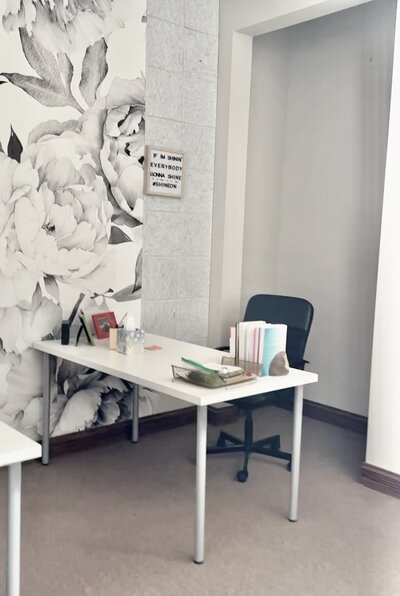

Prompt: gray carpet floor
[{"left": 1, "top": 407, "right": 400, "bottom": 596}]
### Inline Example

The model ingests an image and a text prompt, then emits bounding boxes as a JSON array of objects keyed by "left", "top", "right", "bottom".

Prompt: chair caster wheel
[
  {"left": 217, "top": 436, "right": 226, "bottom": 447},
  {"left": 287, "top": 461, "right": 291, "bottom": 472},
  {"left": 236, "top": 469, "right": 248, "bottom": 483}
]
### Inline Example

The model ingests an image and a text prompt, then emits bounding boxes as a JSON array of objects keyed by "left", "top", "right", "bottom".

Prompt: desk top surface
[
  {"left": 33, "top": 334, "right": 318, "bottom": 407},
  {"left": 0, "top": 421, "right": 42, "bottom": 467}
]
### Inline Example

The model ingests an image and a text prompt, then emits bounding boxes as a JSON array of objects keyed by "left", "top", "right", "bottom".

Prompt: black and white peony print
[{"left": 0, "top": 0, "right": 151, "bottom": 438}]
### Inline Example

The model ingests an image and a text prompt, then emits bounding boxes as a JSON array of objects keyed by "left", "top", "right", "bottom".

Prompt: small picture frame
[
  {"left": 144, "top": 145, "right": 185, "bottom": 198},
  {"left": 92, "top": 312, "right": 118, "bottom": 339}
]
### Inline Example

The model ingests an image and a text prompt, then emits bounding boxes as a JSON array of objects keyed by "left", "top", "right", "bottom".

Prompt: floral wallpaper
[{"left": 0, "top": 0, "right": 152, "bottom": 439}]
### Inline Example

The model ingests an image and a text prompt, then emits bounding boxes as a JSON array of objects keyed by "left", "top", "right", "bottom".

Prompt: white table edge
[{"left": 32, "top": 339, "right": 318, "bottom": 407}]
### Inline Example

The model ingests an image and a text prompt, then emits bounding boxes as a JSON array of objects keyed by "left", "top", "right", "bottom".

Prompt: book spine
[
  {"left": 229, "top": 326, "right": 236, "bottom": 357},
  {"left": 255, "top": 327, "right": 261, "bottom": 365},
  {"left": 258, "top": 327, "right": 265, "bottom": 364},
  {"left": 235, "top": 322, "right": 240, "bottom": 365}
]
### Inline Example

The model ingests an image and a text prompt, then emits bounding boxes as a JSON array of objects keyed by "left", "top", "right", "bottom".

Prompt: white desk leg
[
  {"left": 194, "top": 405, "right": 207, "bottom": 564},
  {"left": 131, "top": 384, "right": 139, "bottom": 443},
  {"left": 289, "top": 385, "right": 304, "bottom": 522},
  {"left": 42, "top": 353, "right": 51, "bottom": 465},
  {"left": 7, "top": 463, "right": 21, "bottom": 596}
]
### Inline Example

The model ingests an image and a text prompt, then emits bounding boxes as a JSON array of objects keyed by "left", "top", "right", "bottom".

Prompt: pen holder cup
[
  {"left": 117, "top": 328, "right": 145, "bottom": 354},
  {"left": 109, "top": 327, "right": 118, "bottom": 350}
]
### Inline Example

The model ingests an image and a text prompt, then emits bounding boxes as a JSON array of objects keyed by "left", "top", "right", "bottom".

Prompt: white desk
[
  {"left": 0, "top": 422, "right": 41, "bottom": 596},
  {"left": 33, "top": 333, "right": 318, "bottom": 563}
]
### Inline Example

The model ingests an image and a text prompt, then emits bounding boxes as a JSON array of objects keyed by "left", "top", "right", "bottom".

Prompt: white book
[
  {"left": 258, "top": 327, "right": 265, "bottom": 364},
  {"left": 229, "top": 326, "right": 236, "bottom": 357},
  {"left": 238, "top": 321, "right": 267, "bottom": 363}
]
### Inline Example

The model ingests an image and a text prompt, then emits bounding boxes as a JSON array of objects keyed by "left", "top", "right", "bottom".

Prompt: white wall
[
  {"left": 366, "top": 0, "right": 400, "bottom": 475},
  {"left": 221, "top": 0, "right": 395, "bottom": 416},
  {"left": 209, "top": 0, "right": 375, "bottom": 350},
  {"left": 242, "top": 30, "right": 290, "bottom": 303}
]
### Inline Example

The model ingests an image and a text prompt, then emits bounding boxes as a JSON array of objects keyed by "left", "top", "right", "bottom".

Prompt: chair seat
[{"left": 228, "top": 394, "right": 276, "bottom": 409}]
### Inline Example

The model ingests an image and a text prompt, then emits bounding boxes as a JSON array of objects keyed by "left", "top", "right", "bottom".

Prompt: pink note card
[{"left": 144, "top": 344, "right": 163, "bottom": 351}]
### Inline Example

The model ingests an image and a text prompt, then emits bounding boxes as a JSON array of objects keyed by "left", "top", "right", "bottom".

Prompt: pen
[{"left": 181, "top": 358, "right": 216, "bottom": 373}]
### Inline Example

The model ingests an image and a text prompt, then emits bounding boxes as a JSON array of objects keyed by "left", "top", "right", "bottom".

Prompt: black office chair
[{"left": 207, "top": 294, "right": 314, "bottom": 482}]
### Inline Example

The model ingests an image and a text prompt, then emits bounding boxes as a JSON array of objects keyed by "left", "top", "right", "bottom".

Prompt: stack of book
[{"left": 229, "top": 321, "right": 288, "bottom": 376}]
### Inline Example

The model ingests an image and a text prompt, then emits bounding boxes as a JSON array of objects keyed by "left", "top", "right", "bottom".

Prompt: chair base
[{"left": 207, "top": 429, "right": 292, "bottom": 482}]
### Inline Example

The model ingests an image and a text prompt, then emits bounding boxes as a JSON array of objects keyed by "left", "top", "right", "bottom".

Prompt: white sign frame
[{"left": 144, "top": 145, "right": 185, "bottom": 198}]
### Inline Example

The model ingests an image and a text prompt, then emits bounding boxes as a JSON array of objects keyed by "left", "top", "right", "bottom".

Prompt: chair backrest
[{"left": 244, "top": 294, "right": 314, "bottom": 369}]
